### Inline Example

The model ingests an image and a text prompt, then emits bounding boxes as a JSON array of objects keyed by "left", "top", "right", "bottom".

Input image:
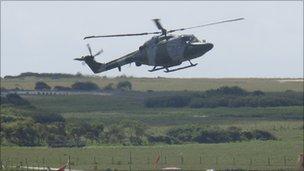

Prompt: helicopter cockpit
[{"left": 180, "top": 35, "right": 203, "bottom": 44}]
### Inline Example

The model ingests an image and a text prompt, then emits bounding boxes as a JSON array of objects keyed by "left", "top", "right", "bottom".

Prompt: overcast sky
[{"left": 1, "top": 1, "right": 303, "bottom": 78}]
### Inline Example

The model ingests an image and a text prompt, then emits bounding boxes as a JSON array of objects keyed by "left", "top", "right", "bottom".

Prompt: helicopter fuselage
[{"left": 134, "top": 34, "right": 213, "bottom": 67}]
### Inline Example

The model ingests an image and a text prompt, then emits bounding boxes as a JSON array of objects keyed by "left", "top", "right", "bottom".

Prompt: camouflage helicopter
[{"left": 75, "top": 18, "right": 244, "bottom": 73}]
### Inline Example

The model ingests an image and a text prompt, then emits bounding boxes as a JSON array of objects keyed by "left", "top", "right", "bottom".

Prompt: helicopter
[{"left": 75, "top": 18, "right": 244, "bottom": 73}]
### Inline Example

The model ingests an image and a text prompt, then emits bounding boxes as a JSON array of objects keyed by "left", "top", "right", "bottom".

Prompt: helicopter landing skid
[
  {"left": 164, "top": 63, "right": 198, "bottom": 73},
  {"left": 148, "top": 66, "right": 167, "bottom": 72}
]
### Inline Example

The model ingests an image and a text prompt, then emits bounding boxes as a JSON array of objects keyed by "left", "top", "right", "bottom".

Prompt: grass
[
  {"left": 22, "top": 94, "right": 303, "bottom": 126},
  {"left": 1, "top": 77, "right": 303, "bottom": 170},
  {"left": 1, "top": 121, "right": 303, "bottom": 170},
  {"left": 2, "top": 77, "right": 303, "bottom": 92}
]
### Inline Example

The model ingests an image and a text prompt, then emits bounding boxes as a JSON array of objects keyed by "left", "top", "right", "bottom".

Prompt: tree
[
  {"left": 3, "top": 120, "right": 40, "bottom": 146},
  {"left": 85, "top": 123, "right": 104, "bottom": 143},
  {"left": 35, "top": 81, "right": 51, "bottom": 90},
  {"left": 71, "top": 81, "right": 100, "bottom": 91},
  {"left": 116, "top": 81, "right": 132, "bottom": 90},
  {"left": 105, "top": 125, "right": 126, "bottom": 144}
]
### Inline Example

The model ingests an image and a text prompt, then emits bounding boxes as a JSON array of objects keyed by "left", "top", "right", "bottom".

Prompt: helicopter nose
[
  {"left": 184, "top": 43, "right": 214, "bottom": 59},
  {"left": 204, "top": 43, "right": 214, "bottom": 51}
]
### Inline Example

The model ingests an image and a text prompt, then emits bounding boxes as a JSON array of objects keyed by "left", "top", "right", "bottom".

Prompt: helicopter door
[
  {"left": 146, "top": 38, "right": 157, "bottom": 66},
  {"left": 166, "top": 38, "right": 185, "bottom": 62}
]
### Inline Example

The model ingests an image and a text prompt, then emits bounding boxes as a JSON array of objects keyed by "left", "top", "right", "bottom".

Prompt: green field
[
  {"left": 1, "top": 77, "right": 303, "bottom": 170},
  {"left": 1, "top": 77, "right": 303, "bottom": 92},
  {"left": 1, "top": 121, "right": 303, "bottom": 170}
]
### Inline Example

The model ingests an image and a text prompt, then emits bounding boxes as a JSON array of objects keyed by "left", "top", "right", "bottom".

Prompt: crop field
[{"left": 1, "top": 77, "right": 303, "bottom": 92}]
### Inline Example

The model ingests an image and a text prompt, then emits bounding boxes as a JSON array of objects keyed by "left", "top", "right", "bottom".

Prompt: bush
[
  {"left": 145, "top": 95, "right": 191, "bottom": 108},
  {"left": 35, "top": 81, "right": 51, "bottom": 90},
  {"left": 1, "top": 94, "right": 31, "bottom": 106},
  {"left": 71, "top": 81, "right": 100, "bottom": 91},
  {"left": 53, "top": 86, "right": 71, "bottom": 91},
  {"left": 147, "top": 125, "right": 277, "bottom": 144},
  {"left": 117, "top": 81, "right": 132, "bottom": 90},
  {"left": 104, "top": 83, "right": 114, "bottom": 91},
  {"left": 28, "top": 113, "right": 65, "bottom": 124}
]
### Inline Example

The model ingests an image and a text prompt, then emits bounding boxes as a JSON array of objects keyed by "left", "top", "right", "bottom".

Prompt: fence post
[
  {"left": 25, "top": 158, "right": 28, "bottom": 171},
  {"left": 164, "top": 156, "right": 167, "bottom": 164},
  {"left": 250, "top": 158, "right": 252, "bottom": 166},
  {"left": 129, "top": 151, "right": 132, "bottom": 165},
  {"left": 180, "top": 156, "right": 184, "bottom": 165},
  {"left": 93, "top": 156, "right": 97, "bottom": 171},
  {"left": 233, "top": 157, "right": 236, "bottom": 166}
]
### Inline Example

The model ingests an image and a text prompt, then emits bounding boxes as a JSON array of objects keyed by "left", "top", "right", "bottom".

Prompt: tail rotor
[{"left": 74, "top": 44, "right": 103, "bottom": 65}]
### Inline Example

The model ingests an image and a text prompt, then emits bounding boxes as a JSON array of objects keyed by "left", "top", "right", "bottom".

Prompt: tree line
[
  {"left": 144, "top": 86, "right": 303, "bottom": 108},
  {"left": 148, "top": 125, "right": 276, "bottom": 144},
  {"left": 27, "top": 81, "right": 132, "bottom": 91},
  {"left": 3, "top": 72, "right": 84, "bottom": 79}
]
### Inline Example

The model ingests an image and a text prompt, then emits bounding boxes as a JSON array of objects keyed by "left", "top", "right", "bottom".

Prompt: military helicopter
[{"left": 75, "top": 18, "right": 244, "bottom": 73}]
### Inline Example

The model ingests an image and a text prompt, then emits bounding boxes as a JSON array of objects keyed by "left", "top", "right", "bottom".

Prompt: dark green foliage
[
  {"left": 145, "top": 95, "right": 191, "bottom": 108},
  {"left": 251, "top": 130, "right": 277, "bottom": 140},
  {"left": 205, "top": 86, "right": 248, "bottom": 96},
  {"left": 145, "top": 86, "right": 303, "bottom": 108},
  {"left": 117, "top": 81, "right": 132, "bottom": 90},
  {"left": 1, "top": 94, "right": 31, "bottom": 106},
  {"left": 53, "top": 86, "right": 71, "bottom": 91},
  {"left": 2, "top": 120, "right": 40, "bottom": 146},
  {"left": 148, "top": 125, "right": 277, "bottom": 144},
  {"left": 147, "top": 135, "right": 179, "bottom": 144},
  {"left": 71, "top": 81, "right": 100, "bottom": 91},
  {"left": 35, "top": 81, "right": 51, "bottom": 90},
  {"left": 4, "top": 72, "right": 83, "bottom": 79},
  {"left": 28, "top": 113, "right": 65, "bottom": 123}
]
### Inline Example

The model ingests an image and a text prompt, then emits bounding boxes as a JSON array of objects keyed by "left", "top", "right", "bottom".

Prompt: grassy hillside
[{"left": 1, "top": 77, "right": 303, "bottom": 92}]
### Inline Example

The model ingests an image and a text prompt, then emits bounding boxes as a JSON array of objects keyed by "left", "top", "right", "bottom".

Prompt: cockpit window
[
  {"left": 182, "top": 35, "right": 200, "bottom": 43},
  {"left": 190, "top": 37, "right": 200, "bottom": 43}
]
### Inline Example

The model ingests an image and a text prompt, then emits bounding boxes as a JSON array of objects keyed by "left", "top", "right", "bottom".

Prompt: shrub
[
  {"left": 1, "top": 94, "right": 31, "bottom": 106},
  {"left": 71, "top": 81, "right": 100, "bottom": 91},
  {"left": 117, "top": 81, "right": 132, "bottom": 90},
  {"left": 35, "top": 81, "right": 51, "bottom": 90}
]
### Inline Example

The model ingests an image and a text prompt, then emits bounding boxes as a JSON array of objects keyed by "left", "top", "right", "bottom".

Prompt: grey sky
[{"left": 1, "top": 1, "right": 303, "bottom": 78}]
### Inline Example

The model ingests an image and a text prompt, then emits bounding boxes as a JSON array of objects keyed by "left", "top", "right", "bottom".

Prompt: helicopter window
[{"left": 190, "top": 37, "right": 200, "bottom": 43}]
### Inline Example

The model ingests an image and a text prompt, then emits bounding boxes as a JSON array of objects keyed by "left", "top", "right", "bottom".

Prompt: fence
[{"left": 1, "top": 153, "right": 300, "bottom": 171}]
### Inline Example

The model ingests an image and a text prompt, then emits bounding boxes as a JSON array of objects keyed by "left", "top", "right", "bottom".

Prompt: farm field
[
  {"left": 1, "top": 121, "right": 303, "bottom": 170},
  {"left": 1, "top": 77, "right": 303, "bottom": 92}
]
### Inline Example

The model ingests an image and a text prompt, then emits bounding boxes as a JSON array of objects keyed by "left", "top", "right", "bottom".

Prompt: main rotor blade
[
  {"left": 153, "top": 19, "right": 166, "bottom": 31},
  {"left": 84, "top": 32, "right": 160, "bottom": 40},
  {"left": 87, "top": 44, "right": 93, "bottom": 56},
  {"left": 167, "top": 18, "right": 245, "bottom": 33},
  {"left": 93, "top": 49, "right": 103, "bottom": 57}
]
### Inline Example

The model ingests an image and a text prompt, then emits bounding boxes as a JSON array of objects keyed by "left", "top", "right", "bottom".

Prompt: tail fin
[{"left": 75, "top": 56, "right": 106, "bottom": 73}]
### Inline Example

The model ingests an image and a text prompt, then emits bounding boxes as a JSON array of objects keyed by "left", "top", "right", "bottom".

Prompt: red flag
[{"left": 56, "top": 164, "right": 66, "bottom": 171}]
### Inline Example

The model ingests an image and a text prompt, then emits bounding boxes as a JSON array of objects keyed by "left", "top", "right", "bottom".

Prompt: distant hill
[{"left": 1, "top": 72, "right": 303, "bottom": 92}]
